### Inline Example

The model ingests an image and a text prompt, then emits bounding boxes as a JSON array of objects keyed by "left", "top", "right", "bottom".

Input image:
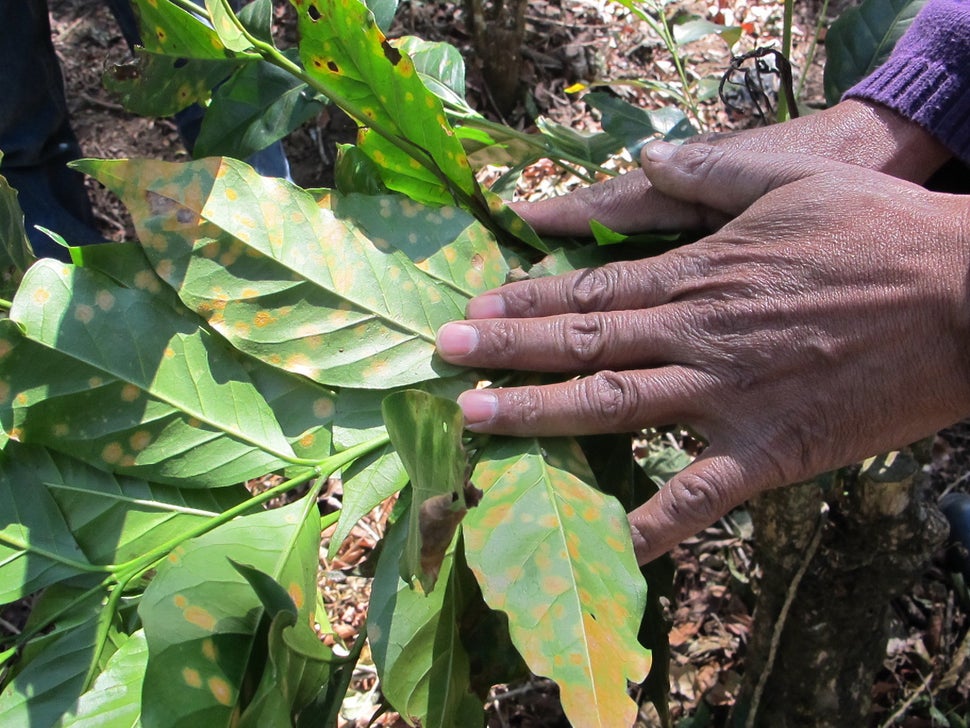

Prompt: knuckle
[
  {"left": 582, "top": 370, "right": 644, "bottom": 428},
  {"left": 562, "top": 315, "right": 607, "bottom": 366},
  {"left": 500, "top": 282, "right": 543, "bottom": 317},
  {"left": 482, "top": 318, "right": 518, "bottom": 354},
  {"left": 568, "top": 266, "right": 617, "bottom": 312},
  {"left": 664, "top": 469, "right": 732, "bottom": 526}
]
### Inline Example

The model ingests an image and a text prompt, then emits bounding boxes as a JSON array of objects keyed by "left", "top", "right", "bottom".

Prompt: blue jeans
[{"left": 0, "top": 0, "right": 290, "bottom": 260}]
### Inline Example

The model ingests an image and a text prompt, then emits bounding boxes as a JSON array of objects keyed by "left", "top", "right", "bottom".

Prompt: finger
[
  {"left": 437, "top": 308, "right": 690, "bottom": 373},
  {"left": 641, "top": 141, "right": 837, "bottom": 217},
  {"left": 454, "top": 366, "right": 711, "bottom": 435},
  {"left": 462, "top": 252, "right": 707, "bottom": 320},
  {"left": 509, "top": 170, "right": 712, "bottom": 236},
  {"left": 628, "top": 451, "right": 769, "bottom": 564}
]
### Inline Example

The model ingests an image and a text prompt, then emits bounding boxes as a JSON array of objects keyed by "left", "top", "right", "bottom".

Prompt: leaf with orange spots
[
  {"left": 77, "top": 156, "right": 468, "bottom": 388},
  {"left": 332, "top": 191, "right": 512, "bottom": 296},
  {"left": 368, "top": 510, "right": 485, "bottom": 727},
  {"left": 230, "top": 561, "right": 337, "bottom": 727},
  {"left": 0, "top": 261, "right": 298, "bottom": 486},
  {"left": 293, "top": 0, "right": 478, "bottom": 204},
  {"left": 140, "top": 497, "right": 322, "bottom": 727},
  {"left": 381, "top": 389, "right": 470, "bottom": 592},
  {"left": 463, "top": 437, "right": 652, "bottom": 728}
]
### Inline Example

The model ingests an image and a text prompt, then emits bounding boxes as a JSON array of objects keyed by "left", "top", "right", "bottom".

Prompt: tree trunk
[
  {"left": 735, "top": 449, "right": 948, "bottom": 727},
  {"left": 463, "top": 0, "right": 529, "bottom": 115}
]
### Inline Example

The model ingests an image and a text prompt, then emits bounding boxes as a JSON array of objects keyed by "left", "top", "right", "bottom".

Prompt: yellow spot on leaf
[
  {"left": 173, "top": 594, "right": 187, "bottom": 608},
  {"left": 121, "top": 384, "right": 141, "bottom": 402},
  {"left": 102, "top": 442, "right": 123, "bottom": 464},
  {"left": 129, "top": 430, "right": 152, "bottom": 451},
  {"left": 288, "top": 582, "right": 305, "bottom": 609},
  {"left": 298, "top": 432, "right": 316, "bottom": 449},
  {"left": 182, "top": 667, "right": 202, "bottom": 689},
  {"left": 74, "top": 304, "right": 94, "bottom": 324},
  {"left": 605, "top": 535, "right": 628, "bottom": 553},
  {"left": 96, "top": 290, "right": 115, "bottom": 312},
  {"left": 14, "top": 393, "right": 27, "bottom": 406},
  {"left": 225, "top": 188, "right": 238, "bottom": 201},
  {"left": 542, "top": 575, "right": 570, "bottom": 595},
  {"left": 184, "top": 606, "right": 216, "bottom": 631},
  {"left": 253, "top": 310, "right": 274, "bottom": 328},
  {"left": 208, "top": 676, "right": 233, "bottom": 706},
  {"left": 202, "top": 639, "right": 218, "bottom": 661}
]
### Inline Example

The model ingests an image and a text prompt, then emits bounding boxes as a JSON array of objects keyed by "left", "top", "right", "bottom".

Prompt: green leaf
[
  {"left": 0, "top": 441, "right": 245, "bottom": 602},
  {"left": 535, "top": 117, "right": 619, "bottom": 165},
  {"left": 294, "top": 0, "right": 477, "bottom": 202},
  {"left": 333, "top": 143, "right": 390, "bottom": 196},
  {"left": 585, "top": 92, "right": 698, "bottom": 152},
  {"left": 139, "top": 498, "right": 321, "bottom": 728},
  {"left": 232, "top": 562, "right": 337, "bottom": 728},
  {"left": 104, "top": 50, "right": 237, "bottom": 117},
  {"left": 368, "top": 516, "right": 483, "bottom": 727},
  {"left": 237, "top": 0, "right": 274, "bottom": 43},
  {"left": 332, "top": 192, "right": 511, "bottom": 296},
  {"left": 59, "top": 630, "right": 149, "bottom": 728},
  {"left": 364, "top": 0, "right": 399, "bottom": 33},
  {"left": 463, "top": 437, "right": 651, "bottom": 727},
  {"left": 672, "top": 16, "right": 742, "bottom": 47},
  {"left": 824, "top": 0, "right": 928, "bottom": 105},
  {"left": 131, "top": 0, "right": 234, "bottom": 59},
  {"left": 0, "top": 264, "right": 297, "bottom": 487},
  {"left": 0, "top": 168, "right": 35, "bottom": 297},
  {"left": 205, "top": 0, "right": 254, "bottom": 53},
  {"left": 194, "top": 60, "right": 327, "bottom": 160},
  {"left": 395, "top": 36, "right": 470, "bottom": 112},
  {"left": 76, "top": 156, "right": 466, "bottom": 388},
  {"left": 0, "top": 588, "right": 116, "bottom": 728},
  {"left": 381, "top": 390, "right": 469, "bottom": 592}
]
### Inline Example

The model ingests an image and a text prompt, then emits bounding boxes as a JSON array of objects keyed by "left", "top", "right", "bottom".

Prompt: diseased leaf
[
  {"left": 76, "top": 156, "right": 466, "bottom": 388},
  {"left": 293, "top": 0, "right": 477, "bottom": 201},
  {"left": 0, "top": 264, "right": 297, "bottom": 486},
  {"left": 0, "top": 166, "right": 35, "bottom": 297},
  {"left": 205, "top": 0, "right": 254, "bottom": 53},
  {"left": 131, "top": 0, "right": 231, "bottom": 59},
  {"left": 139, "top": 498, "right": 321, "bottom": 728},
  {"left": 382, "top": 390, "right": 469, "bottom": 591},
  {"left": 824, "top": 0, "right": 927, "bottom": 105},
  {"left": 368, "top": 516, "right": 483, "bottom": 727},
  {"left": 463, "top": 437, "right": 651, "bottom": 727},
  {"left": 395, "top": 36, "right": 469, "bottom": 111}
]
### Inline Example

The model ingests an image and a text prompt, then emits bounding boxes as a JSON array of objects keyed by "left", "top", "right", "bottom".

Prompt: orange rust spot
[
  {"left": 121, "top": 384, "right": 141, "bottom": 402},
  {"left": 202, "top": 638, "right": 218, "bottom": 661},
  {"left": 74, "top": 304, "right": 95, "bottom": 324},
  {"left": 173, "top": 594, "right": 188, "bottom": 608},
  {"left": 253, "top": 311, "right": 274, "bottom": 328},
  {"left": 208, "top": 676, "right": 233, "bottom": 706},
  {"left": 182, "top": 667, "right": 202, "bottom": 689},
  {"left": 184, "top": 606, "right": 216, "bottom": 631},
  {"left": 101, "top": 442, "right": 123, "bottom": 464},
  {"left": 288, "top": 582, "right": 305, "bottom": 610},
  {"left": 298, "top": 432, "right": 316, "bottom": 449}
]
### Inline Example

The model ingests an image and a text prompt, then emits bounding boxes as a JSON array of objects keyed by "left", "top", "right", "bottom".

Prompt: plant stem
[
  {"left": 795, "top": 0, "right": 830, "bottom": 99},
  {"left": 777, "top": 0, "right": 795, "bottom": 122}
]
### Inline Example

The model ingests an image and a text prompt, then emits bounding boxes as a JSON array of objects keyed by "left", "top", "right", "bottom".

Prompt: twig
[
  {"left": 880, "top": 670, "right": 933, "bottom": 728},
  {"left": 745, "top": 503, "right": 828, "bottom": 728},
  {"left": 0, "top": 616, "right": 21, "bottom": 635}
]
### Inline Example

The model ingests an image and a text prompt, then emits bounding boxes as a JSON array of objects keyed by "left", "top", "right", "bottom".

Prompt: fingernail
[
  {"left": 643, "top": 141, "right": 676, "bottom": 162},
  {"left": 436, "top": 323, "right": 479, "bottom": 358},
  {"left": 466, "top": 293, "right": 506, "bottom": 319},
  {"left": 457, "top": 390, "right": 497, "bottom": 425}
]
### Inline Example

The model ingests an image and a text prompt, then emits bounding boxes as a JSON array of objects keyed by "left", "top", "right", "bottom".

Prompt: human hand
[
  {"left": 514, "top": 99, "right": 951, "bottom": 237},
  {"left": 436, "top": 142, "right": 970, "bottom": 564}
]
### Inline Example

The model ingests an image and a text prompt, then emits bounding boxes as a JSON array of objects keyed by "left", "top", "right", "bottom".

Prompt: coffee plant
[{"left": 0, "top": 0, "right": 921, "bottom": 725}]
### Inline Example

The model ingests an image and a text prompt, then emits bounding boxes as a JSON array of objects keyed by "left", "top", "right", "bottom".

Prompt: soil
[{"left": 2, "top": 1, "right": 968, "bottom": 726}]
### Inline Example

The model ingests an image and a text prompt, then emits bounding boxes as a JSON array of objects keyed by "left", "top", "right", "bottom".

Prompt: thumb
[
  {"left": 628, "top": 452, "right": 768, "bottom": 565},
  {"left": 640, "top": 141, "right": 833, "bottom": 217}
]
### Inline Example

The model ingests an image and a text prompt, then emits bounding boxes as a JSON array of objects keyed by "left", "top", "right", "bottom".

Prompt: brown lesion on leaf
[
  {"left": 382, "top": 40, "right": 402, "bottom": 66},
  {"left": 327, "top": 60, "right": 339, "bottom": 73}
]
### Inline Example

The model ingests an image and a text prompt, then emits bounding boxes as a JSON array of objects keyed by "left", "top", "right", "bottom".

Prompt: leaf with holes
[
  {"left": 138, "top": 498, "right": 321, "bottom": 728},
  {"left": 293, "top": 0, "right": 477, "bottom": 202},
  {"left": 463, "top": 437, "right": 651, "bottom": 727},
  {"left": 0, "top": 264, "right": 298, "bottom": 487},
  {"left": 75, "top": 156, "right": 467, "bottom": 389}
]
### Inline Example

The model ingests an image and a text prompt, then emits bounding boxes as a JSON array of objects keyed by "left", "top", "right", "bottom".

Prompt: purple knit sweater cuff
[{"left": 844, "top": 0, "right": 970, "bottom": 165}]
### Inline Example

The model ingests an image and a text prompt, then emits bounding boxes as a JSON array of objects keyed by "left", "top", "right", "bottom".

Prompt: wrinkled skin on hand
[{"left": 436, "top": 139, "right": 970, "bottom": 565}]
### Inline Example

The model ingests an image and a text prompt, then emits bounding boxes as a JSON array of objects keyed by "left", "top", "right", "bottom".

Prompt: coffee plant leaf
[
  {"left": 334, "top": 143, "right": 390, "bottom": 196},
  {"left": 365, "top": 0, "right": 399, "bottom": 32},
  {"left": 394, "top": 36, "right": 471, "bottom": 113},
  {"left": 381, "top": 390, "right": 469, "bottom": 591},
  {"left": 237, "top": 0, "right": 274, "bottom": 43},
  {"left": 0, "top": 170, "right": 34, "bottom": 296},
  {"left": 0, "top": 264, "right": 295, "bottom": 487},
  {"left": 0, "top": 597, "right": 120, "bottom": 728},
  {"left": 464, "top": 437, "right": 651, "bottom": 727},
  {"left": 332, "top": 192, "right": 512, "bottom": 294},
  {"left": 824, "top": 0, "right": 927, "bottom": 105},
  {"left": 59, "top": 630, "right": 149, "bottom": 728},
  {"left": 131, "top": 0, "right": 233, "bottom": 59},
  {"left": 69, "top": 241, "right": 186, "bottom": 315},
  {"left": 194, "top": 59, "right": 327, "bottom": 160},
  {"left": 231, "top": 562, "right": 337, "bottom": 726},
  {"left": 76, "top": 156, "right": 466, "bottom": 388},
  {"left": 293, "top": 0, "right": 477, "bottom": 200},
  {"left": 205, "top": 0, "right": 255, "bottom": 53},
  {"left": 354, "top": 128, "right": 460, "bottom": 207},
  {"left": 0, "top": 441, "right": 245, "bottom": 603},
  {"left": 103, "top": 49, "right": 241, "bottom": 117},
  {"left": 534, "top": 117, "right": 619, "bottom": 166},
  {"left": 584, "top": 92, "right": 698, "bottom": 154},
  {"left": 138, "top": 498, "right": 320, "bottom": 728},
  {"left": 368, "top": 516, "right": 484, "bottom": 727}
]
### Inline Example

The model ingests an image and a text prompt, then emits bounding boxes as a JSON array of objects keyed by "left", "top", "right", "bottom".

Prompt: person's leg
[{"left": 0, "top": 0, "right": 103, "bottom": 258}]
